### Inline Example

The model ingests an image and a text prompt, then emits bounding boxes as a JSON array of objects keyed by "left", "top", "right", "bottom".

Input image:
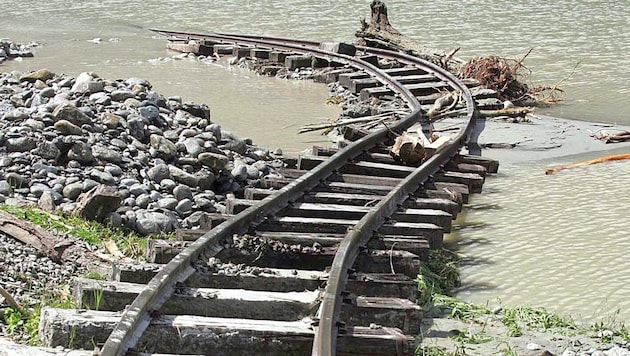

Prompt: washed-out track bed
[{"left": 38, "top": 31, "right": 499, "bottom": 356}]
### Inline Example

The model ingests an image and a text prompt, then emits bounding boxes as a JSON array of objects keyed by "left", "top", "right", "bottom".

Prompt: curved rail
[
  {"left": 312, "top": 49, "right": 476, "bottom": 355},
  {"left": 101, "top": 30, "right": 429, "bottom": 356}
]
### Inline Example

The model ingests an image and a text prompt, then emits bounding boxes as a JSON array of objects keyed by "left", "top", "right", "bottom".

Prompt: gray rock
[
  {"left": 38, "top": 190, "right": 57, "bottom": 213},
  {"left": 54, "top": 120, "right": 83, "bottom": 135},
  {"left": 196, "top": 170, "right": 216, "bottom": 191},
  {"left": 198, "top": 152, "right": 229, "bottom": 170},
  {"left": 175, "top": 198, "right": 193, "bottom": 215},
  {"left": 104, "top": 165, "right": 123, "bottom": 177},
  {"left": 101, "top": 112, "right": 121, "bottom": 129},
  {"left": 124, "top": 98, "right": 142, "bottom": 109},
  {"left": 173, "top": 185, "right": 193, "bottom": 201},
  {"left": 73, "top": 185, "right": 121, "bottom": 222},
  {"left": 2, "top": 108, "right": 29, "bottom": 121},
  {"left": 222, "top": 138, "right": 248, "bottom": 155},
  {"left": 182, "top": 137, "right": 203, "bottom": 157},
  {"left": 92, "top": 145, "right": 123, "bottom": 164},
  {"left": 70, "top": 72, "right": 94, "bottom": 94},
  {"left": 136, "top": 194, "right": 151, "bottom": 209},
  {"left": 147, "top": 164, "right": 171, "bottom": 183},
  {"left": 169, "top": 166, "right": 198, "bottom": 187},
  {"left": 67, "top": 142, "right": 95, "bottom": 164},
  {"left": 231, "top": 164, "right": 248, "bottom": 181},
  {"left": 159, "top": 179, "right": 177, "bottom": 192},
  {"left": 157, "top": 197, "right": 178, "bottom": 210},
  {"left": 6, "top": 137, "right": 37, "bottom": 152},
  {"left": 129, "top": 183, "right": 149, "bottom": 196},
  {"left": 0, "top": 180, "right": 13, "bottom": 196},
  {"left": 138, "top": 106, "right": 159, "bottom": 122},
  {"left": 5, "top": 173, "right": 29, "bottom": 189},
  {"left": 90, "top": 169, "right": 115, "bottom": 184},
  {"left": 127, "top": 116, "right": 145, "bottom": 140},
  {"left": 23, "top": 118, "right": 45, "bottom": 130},
  {"left": 30, "top": 183, "right": 51, "bottom": 198},
  {"left": 135, "top": 210, "right": 178, "bottom": 235},
  {"left": 62, "top": 182, "right": 83, "bottom": 200},
  {"left": 52, "top": 102, "right": 92, "bottom": 126},
  {"left": 111, "top": 89, "right": 136, "bottom": 102},
  {"left": 150, "top": 134, "right": 178, "bottom": 160}
]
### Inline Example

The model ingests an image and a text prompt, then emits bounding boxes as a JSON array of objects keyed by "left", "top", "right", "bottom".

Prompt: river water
[{"left": 1, "top": 1, "right": 629, "bottom": 322}]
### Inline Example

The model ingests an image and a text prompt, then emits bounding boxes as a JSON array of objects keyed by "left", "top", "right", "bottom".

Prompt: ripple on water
[{"left": 455, "top": 159, "right": 630, "bottom": 321}]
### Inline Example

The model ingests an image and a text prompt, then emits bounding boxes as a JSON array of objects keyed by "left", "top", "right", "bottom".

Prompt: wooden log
[
  {"left": 0, "top": 210, "right": 102, "bottom": 269},
  {"left": 545, "top": 153, "right": 630, "bottom": 175},
  {"left": 40, "top": 308, "right": 413, "bottom": 355}
]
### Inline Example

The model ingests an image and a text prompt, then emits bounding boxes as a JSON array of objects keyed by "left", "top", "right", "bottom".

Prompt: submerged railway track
[{"left": 38, "top": 30, "right": 499, "bottom": 355}]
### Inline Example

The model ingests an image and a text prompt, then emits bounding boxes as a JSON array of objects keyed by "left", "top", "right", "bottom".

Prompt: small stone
[
  {"left": 173, "top": 185, "right": 193, "bottom": 201},
  {"left": 6, "top": 137, "right": 36, "bottom": 152},
  {"left": 54, "top": 119, "right": 83, "bottom": 135},
  {"left": 111, "top": 89, "right": 136, "bottom": 102},
  {"left": 150, "top": 134, "right": 178, "bottom": 160},
  {"left": 147, "top": 164, "right": 171, "bottom": 183},
  {"left": 157, "top": 197, "right": 178, "bottom": 210},
  {"left": 527, "top": 343, "right": 541, "bottom": 351},
  {"left": 52, "top": 102, "right": 92, "bottom": 126},
  {"left": 0, "top": 180, "right": 13, "bottom": 196},
  {"left": 62, "top": 182, "right": 83, "bottom": 200},
  {"left": 38, "top": 191, "right": 57, "bottom": 213},
  {"left": 198, "top": 152, "right": 229, "bottom": 170},
  {"left": 20, "top": 68, "right": 55, "bottom": 82},
  {"left": 175, "top": 199, "right": 193, "bottom": 215},
  {"left": 169, "top": 166, "right": 198, "bottom": 187},
  {"left": 74, "top": 185, "right": 122, "bottom": 222},
  {"left": 67, "top": 142, "right": 95, "bottom": 164}
]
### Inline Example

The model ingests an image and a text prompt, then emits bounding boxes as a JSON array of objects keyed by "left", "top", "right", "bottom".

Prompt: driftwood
[
  {"left": 592, "top": 130, "right": 630, "bottom": 144},
  {"left": 0, "top": 210, "right": 97, "bottom": 267},
  {"left": 356, "top": 1, "right": 463, "bottom": 69},
  {"left": 545, "top": 153, "right": 630, "bottom": 175}
]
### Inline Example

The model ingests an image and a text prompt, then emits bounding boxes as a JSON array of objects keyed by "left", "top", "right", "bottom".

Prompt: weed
[
  {"left": 3, "top": 307, "right": 24, "bottom": 335},
  {"left": 68, "top": 326, "right": 77, "bottom": 349},
  {"left": 92, "top": 289, "right": 104, "bottom": 311},
  {"left": 416, "top": 345, "right": 447, "bottom": 356},
  {"left": 0, "top": 203, "right": 147, "bottom": 259},
  {"left": 433, "top": 294, "right": 490, "bottom": 321},
  {"left": 83, "top": 270, "right": 106, "bottom": 280},
  {"left": 496, "top": 340, "right": 518, "bottom": 356},
  {"left": 452, "top": 329, "right": 492, "bottom": 344},
  {"left": 501, "top": 306, "right": 576, "bottom": 334}
]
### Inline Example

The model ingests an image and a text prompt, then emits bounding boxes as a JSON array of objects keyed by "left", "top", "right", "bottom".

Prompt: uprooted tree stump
[
  {"left": 459, "top": 56, "right": 531, "bottom": 102},
  {"left": 356, "top": 0, "right": 463, "bottom": 70}
]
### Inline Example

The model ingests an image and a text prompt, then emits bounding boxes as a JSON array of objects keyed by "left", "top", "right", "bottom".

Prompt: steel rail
[
  {"left": 100, "top": 31, "right": 425, "bottom": 356},
  {"left": 312, "top": 49, "right": 476, "bottom": 356}
]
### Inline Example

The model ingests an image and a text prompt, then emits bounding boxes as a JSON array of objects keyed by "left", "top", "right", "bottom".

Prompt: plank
[{"left": 40, "top": 308, "right": 413, "bottom": 355}]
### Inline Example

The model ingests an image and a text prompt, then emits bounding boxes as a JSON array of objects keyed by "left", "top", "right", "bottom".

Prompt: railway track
[{"left": 38, "top": 30, "right": 499, "bottom": 356}]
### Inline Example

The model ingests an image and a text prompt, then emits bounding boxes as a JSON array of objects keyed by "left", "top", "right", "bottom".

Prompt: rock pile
[
  {"left": 0, "top": 69, "right": 285, "bottom": 235},
  {"left": 0, "top": 40, "right": 38, "bottom": 63}
]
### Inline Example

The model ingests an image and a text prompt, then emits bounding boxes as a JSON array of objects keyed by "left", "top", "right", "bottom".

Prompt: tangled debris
[{"left": 459, "top": 56, "right": 530, "bottom": 103}]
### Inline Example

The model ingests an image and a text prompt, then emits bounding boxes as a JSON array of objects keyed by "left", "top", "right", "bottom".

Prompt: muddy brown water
[{"left": 1, "top": 0, "right": 629, "bottom": 322}]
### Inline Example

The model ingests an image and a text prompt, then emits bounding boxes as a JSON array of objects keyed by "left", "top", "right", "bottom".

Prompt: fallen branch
[
  {"left": 0, "top": 285, "right": 26, "bottom": 315},
  {"left": 545, "top": 153, "right": 630, "bottom": 175},
  {"left": 298, "top": 112, "right": 403, "bottom": 133},
  {"left": 0, "top": 210, "right": 104, "bottom": 270}
]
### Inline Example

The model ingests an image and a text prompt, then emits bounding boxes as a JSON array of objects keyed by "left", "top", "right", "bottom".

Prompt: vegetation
[
  {"left": 2, "top": 285, "right": 75, "bottom": 345},
  {"left": 0, "top": 203, "right": 175, "bottom": 259},
  {"left": 415, "top": 247, "right": 630, "bottom": 355}
]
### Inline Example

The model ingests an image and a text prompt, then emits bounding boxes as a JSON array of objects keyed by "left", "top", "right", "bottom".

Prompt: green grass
[
  {"left": 0, "top": 203, "right": 176, "bottom": 259},
  {"left": 501, "top": 306, "right": 576, "bottom": 335},
  {"left": 432, "top": 294, "right": 491, "bottom": 321},
  {"left": 2, "top": 285, "right": 75, "bottom": 345}
]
